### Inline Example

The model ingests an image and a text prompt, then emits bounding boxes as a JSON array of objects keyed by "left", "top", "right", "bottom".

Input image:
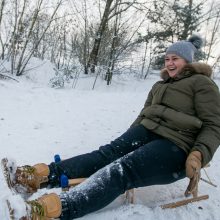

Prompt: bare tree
[
  {"left": 15, "top": 0, "right": 44, "bottom": 75},
  {"left": 15, "top": 0, "right": 64, "bottom": 76},
  {"left": 88, "top": 0, "right": 114, "bottom": 73},
  {"left": 105, "top": 3, "right": 119, "bottom": 85},
  {"left": 10, "top": 0, "right": 19, "bottom": 75},
  {"left": 88, "top": 0, "right": 140, "bottom": 73},
  {"left": 82, "top": 0, "right": 89, "bottom": 74},
  {"left": 204, "top": 4, "right": 220, "bottom": 62},
  {"left": 0, "top": 0, "right": 5, "bottom": 59}
]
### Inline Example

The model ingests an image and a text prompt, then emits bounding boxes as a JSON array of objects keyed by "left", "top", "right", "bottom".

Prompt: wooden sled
[{"left": 125, "top": 166, "right": 217, "bottom": 208}]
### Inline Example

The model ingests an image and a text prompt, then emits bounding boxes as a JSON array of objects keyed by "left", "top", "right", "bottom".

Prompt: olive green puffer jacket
[{"left": 131, "top": 62, "right": 220, "bottom": 166}]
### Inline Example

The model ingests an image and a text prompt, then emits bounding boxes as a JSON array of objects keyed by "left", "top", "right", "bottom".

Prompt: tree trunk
[
  {"left": 105, "top": 5, "right": 119, "bottom": 85},
  {"left": 206, "top": 9, "right": 220, "bottom": 61},
  {"left": 180, "top": 0, "right": 193, "bottom": 40},
  {"left": 88, "top": 0, "right": 114, "bottom": 73},
  {"left": 10, "top": 0, "right": 19, "bottom": 75},
  {"left": 83, "top": 0, "right": 89, "bottom": 74},
  {"left": 0, "top": 0, "right": 5, "bottom": 59}
]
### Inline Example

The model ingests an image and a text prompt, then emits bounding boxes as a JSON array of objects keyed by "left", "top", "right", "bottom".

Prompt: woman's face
[{"left": 165, "top": 54, "right": 187, "bottom": 78}]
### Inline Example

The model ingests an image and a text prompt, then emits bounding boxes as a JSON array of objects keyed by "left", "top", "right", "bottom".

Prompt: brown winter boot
[
  {"left": 27, "top": 193, "right": 62, "bottom": 219},
  {"left": 1, "top": 158, "right": 50, "bottom": 196},
  {"left": 15, "top": 163, "right": 49, "bottom": 193}
]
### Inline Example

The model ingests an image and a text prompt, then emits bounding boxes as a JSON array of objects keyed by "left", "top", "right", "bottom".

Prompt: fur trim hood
[{"left": 160, "top": 62, "right": 212, "bottom": 81}]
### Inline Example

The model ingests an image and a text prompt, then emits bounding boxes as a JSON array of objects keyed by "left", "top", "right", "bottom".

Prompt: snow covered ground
[{"left": 0, "top": 64, "right": 220, "bottom": 219}]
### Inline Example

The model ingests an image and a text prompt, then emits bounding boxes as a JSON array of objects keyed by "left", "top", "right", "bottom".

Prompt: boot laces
[
  {"left": 17, "top": 165, "right": 36, "bottom": 181},
  {"left": 20, "top": 165, "right": 35, "bottom": 174},
  {"left": 27, "top": 200, "right": 45, "bottom": 217}
]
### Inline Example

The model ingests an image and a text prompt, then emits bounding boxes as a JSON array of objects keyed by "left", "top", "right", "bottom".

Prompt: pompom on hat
[{"left": 165, "top": 34, "right": 203, "bottom": 63}]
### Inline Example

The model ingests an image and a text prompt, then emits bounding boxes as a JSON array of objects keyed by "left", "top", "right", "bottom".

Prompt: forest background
[{"left": 0, "top": 0, "right": 220, "bottom": 87}]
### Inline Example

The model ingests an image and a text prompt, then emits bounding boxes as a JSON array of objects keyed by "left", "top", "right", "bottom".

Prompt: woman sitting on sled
[{"left": 3, "top": 34, "right": 220, "bottom": 219}]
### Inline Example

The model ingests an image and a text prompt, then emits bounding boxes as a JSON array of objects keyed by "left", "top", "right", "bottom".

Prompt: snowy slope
[{"left": 0, "top": 70, "right": 220, "bottom": 220}]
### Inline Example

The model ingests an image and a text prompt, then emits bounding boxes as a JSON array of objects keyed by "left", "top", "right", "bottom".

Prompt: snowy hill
[{"left": 0, "top": 65, "right": 220, "bottom": 219}]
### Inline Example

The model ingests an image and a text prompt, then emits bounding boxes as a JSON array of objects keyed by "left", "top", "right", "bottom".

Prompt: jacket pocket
[
  {"left": 141, "top": 104, "right": 202, "bottom": 132},
  {"left": 162, "top": 107, "right": 202, "bottom": 131}
]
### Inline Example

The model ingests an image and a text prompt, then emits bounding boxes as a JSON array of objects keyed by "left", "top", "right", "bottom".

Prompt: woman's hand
[{"left": 185, "top": 151, "right": 202, "bottom": 197}]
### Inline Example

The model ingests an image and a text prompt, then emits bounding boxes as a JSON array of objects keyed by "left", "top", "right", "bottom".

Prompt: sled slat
[
  {"left": 68, "top": 178, "right": 86, "bottom": 186},
  {"left": 161, "top": 194, "right": 209, "bottom": 209}
]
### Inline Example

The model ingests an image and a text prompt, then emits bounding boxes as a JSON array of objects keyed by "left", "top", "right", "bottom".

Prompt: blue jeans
[{"left": 49, "top": 125, "right": 187, "bottom": 219}]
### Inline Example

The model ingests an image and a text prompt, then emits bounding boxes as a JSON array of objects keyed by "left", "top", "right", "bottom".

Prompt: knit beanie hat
[{"left": 166, "top": 35, "right": 203, "bottom": 63}]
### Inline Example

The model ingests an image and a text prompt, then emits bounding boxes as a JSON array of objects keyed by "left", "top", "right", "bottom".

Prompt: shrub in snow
[
  {"left": 49, "top": 68, "right": 65, "bottom": 88},
  {"left": 49, "top": 67, "right": 77, "bottom": 88}
]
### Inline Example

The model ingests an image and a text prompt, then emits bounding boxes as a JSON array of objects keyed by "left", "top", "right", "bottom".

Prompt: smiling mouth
[
  {"left": 167, "top": 67, "right": 176, "bottom": 70},
  {"left": 167, "top": 67, "right": 176, "bottom": 71}
]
